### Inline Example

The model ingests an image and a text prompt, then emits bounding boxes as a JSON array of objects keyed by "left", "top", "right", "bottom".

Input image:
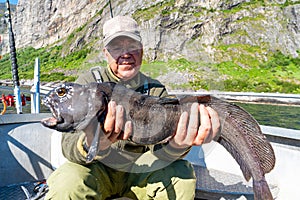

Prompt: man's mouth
[
  {"left": 118, "top": 61, "right": 136, "bottom": 70},
  {"left": 117, "top": 56, "right": 135, "bottom": 65},
  {"left": 118, "top": 60, "right": 134, "bottom": 65},
  {"left": 119, "top": 62, "right": 133, "bottom": 65}
]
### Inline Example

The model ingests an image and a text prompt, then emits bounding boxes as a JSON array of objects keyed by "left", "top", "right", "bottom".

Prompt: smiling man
[
  {"left": 45, "top": 16, "right": 220, "bottom": 200},
  {"left": 104, "top": 36, "right": 143, "bottom": 80},
  {"left": 102, "top": 16, "right": 143, "bottom": 81}
]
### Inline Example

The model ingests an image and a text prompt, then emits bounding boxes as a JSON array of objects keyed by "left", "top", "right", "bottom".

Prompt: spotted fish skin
[{"left": 42, "top": 82, "right": 275, "bottom": 200}]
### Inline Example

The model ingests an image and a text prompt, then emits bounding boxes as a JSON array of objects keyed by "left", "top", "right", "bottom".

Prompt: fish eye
[{"left": 56, "top": 87, "right": 67, "bottom": 97}]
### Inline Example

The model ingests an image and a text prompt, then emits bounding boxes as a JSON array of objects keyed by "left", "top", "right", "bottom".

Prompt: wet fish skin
[{"left": 42, "top": 82, "right": 275, "bottom": 200}]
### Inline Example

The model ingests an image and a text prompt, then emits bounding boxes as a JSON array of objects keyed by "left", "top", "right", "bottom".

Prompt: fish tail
[{"left": 253, "top": 178, "right": 273, "bottom": 200}]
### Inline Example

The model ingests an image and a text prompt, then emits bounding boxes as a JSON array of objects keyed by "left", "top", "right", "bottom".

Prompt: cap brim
[{"left": 103, "top": 31, "right": 142, "bottom": 46}]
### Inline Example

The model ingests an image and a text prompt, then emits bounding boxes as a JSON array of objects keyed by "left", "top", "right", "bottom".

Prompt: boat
[{"left": 0, "top": 107, "right": 299, "bottom": 199}]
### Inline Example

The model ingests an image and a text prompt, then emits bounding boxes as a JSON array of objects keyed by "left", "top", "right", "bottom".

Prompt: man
[{"left": 45, "top": 15, "right": 220, "bottom": 200}]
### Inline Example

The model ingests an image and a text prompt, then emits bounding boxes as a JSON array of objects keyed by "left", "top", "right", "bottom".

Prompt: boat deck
[{"left": 0, "top": 181, "right": 40, "bottom": 200}]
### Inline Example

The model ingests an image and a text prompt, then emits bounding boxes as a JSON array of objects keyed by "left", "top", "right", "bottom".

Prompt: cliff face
[
  {"left": 0, "top": 3, "right": 16, "bottom": 33},
  {"left": 0, "top": 3, "right": 16, "bottom": 54},
  {"left": 7, "top": 0, "right": 300, "bottom": 63},
  {"left": 14, "top": 0, "right": 105, "bottom": 48}
]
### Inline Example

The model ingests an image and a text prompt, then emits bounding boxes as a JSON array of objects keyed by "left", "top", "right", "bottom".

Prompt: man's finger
[
  {"left": 174, "top": 111, "right": 189, "bottom": 143},
  {"left": 104, "top": 101, "right": 116, "bottom": 133},
  {"left": 185, "top": 103, "right": 199, "bottom": 143},
  {"left": 206, "top": 106, "right": 221, "bottom": 142},
  {"left": 194, "top": 105, "right": 211, "bottom": 145},
  {"left": 108, "top": 105, "right": 125, "bottom": 142},
  {"left": 114, "top": 105, "right": 124, "bottom": 133},
  {"left": 121, "top": 121, "right": 133, "bottom": 140}
]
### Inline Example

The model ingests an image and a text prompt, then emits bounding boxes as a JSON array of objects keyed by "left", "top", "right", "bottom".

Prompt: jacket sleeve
[
  {"left": 61, "top": 130, "right": 111, "bottom": 165},
  {"left": 150, "top": 143, "right": 192, "bottom": 161},
  {"left": 61, "top": 131, "right": 87, "bottom": 164}
]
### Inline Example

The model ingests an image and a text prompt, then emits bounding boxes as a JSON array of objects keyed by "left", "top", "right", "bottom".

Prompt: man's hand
[
  {"left": 169, "top": 103, "right": 220, "bottom": 149},
  {"left": 84, "top": 101, "right": 132, "bottom": 151},
  {"left": 103, "top": 101, "right": 132, "bottom": 143}
]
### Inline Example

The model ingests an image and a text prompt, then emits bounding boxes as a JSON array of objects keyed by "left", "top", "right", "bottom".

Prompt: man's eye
[
  {"left": 128, "top": 47, "right": 138, "bottom": 51},
  {"left": 112, "top": 48, "right": 122, "bottom": 52},
  {"left": 56, "top": 88, "right": 67, "bottom": 97}
]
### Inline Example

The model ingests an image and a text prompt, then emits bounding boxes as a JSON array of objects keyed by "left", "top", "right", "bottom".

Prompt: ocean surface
[{"left": 235, "top": 102, "right": 300, "bottom": 130}]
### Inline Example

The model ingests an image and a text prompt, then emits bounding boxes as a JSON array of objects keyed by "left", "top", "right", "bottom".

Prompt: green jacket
[{"left": 61, "top": 66, "right": 191, "bottom": 170}]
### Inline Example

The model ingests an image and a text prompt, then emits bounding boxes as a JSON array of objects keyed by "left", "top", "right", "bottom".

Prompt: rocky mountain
[
  {"left": 0, "top": 3, "right": 8, "bottom": 33},
  {"left": 0, "top": 3, "right": 16, "bottom": 32},
  {"left": 4, "top": 0, "right": 300, "bottom": 64},
  {"left": 0, "top": 2, "right": 16, "bottom": 54}
]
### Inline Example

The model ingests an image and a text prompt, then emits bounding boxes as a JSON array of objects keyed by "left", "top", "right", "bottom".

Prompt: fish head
[{"left": 41, "top": 82, "right": 109, "bottom": 132}]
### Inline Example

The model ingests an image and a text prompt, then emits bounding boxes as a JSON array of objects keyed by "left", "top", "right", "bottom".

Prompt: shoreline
[{"left": 0, "top": 79, "right": 64, "bottom": 88}]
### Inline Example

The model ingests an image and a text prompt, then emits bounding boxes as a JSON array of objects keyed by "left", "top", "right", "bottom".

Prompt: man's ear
[{"left": 103, "top": 48, "right": 116, "bottom": 62}]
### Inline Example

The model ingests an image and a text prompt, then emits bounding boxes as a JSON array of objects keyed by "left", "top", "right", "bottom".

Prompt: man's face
[{"left": 104, "top": 36, "right": 143, "bottom": 81}]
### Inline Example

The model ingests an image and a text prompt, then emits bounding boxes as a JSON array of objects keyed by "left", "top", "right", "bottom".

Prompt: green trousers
[{"left": 45, "top": 159, "right": 196, "bottom": 200}]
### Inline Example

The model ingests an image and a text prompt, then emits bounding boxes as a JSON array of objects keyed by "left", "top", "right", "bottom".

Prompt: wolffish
[{"left": 42, "top": 82, "right": 275, "bottom": 200}]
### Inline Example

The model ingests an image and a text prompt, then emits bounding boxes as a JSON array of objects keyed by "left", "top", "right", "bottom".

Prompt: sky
[{"left": 0, "top": 0, "right": 18, "bottom": 5}]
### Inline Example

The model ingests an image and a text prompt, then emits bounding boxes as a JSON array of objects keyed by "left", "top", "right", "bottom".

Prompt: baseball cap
[{"left": 103, "top": 16, "right": 142, "bottom": 46}]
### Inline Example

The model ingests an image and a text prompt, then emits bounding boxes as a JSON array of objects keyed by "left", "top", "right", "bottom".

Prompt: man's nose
[{"left": 120, "top": 52, "right": 131, "bottom": 58}]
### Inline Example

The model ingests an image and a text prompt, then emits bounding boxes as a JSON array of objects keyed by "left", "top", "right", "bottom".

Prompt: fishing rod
[
  {"left": 108, "top": 0, "right": 113, "bottom": 18},
  {"left": 4, "top": 0, "right": 22, "bottom": 114}
]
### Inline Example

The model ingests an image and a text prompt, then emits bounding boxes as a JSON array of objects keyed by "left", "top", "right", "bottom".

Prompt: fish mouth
[
  {"left": 41, "top": 109, "right": 64, "bottom": 128},
  {"left": 41, "top": 116, "right": 60, "bottom": 128},
  {"left": 41, "top": 99, "right": 63, "bottom": 128}
]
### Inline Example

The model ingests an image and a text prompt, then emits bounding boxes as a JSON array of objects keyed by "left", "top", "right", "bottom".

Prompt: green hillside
[{"left": 1, "top": 45, "right": 299, "bottom": 93}]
